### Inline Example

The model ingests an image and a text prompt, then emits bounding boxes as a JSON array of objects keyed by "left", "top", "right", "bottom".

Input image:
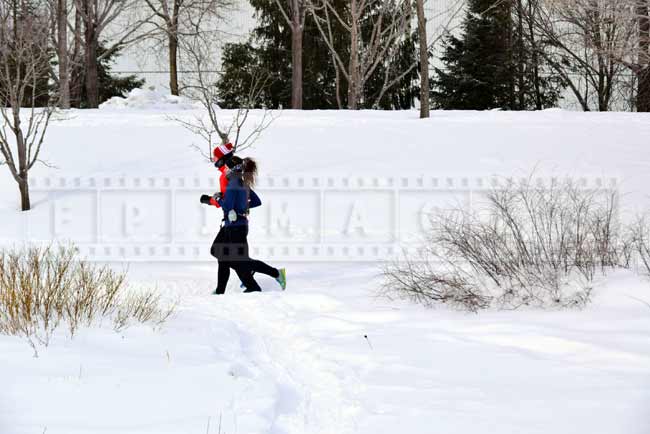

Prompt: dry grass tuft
[{"left": 0, "top": 245, "right": 175, "bottom": 355}]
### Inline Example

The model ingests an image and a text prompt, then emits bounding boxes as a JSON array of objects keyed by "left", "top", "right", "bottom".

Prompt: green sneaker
[{"left": 275, "top": 268, "right": 287, "bottom": 290}]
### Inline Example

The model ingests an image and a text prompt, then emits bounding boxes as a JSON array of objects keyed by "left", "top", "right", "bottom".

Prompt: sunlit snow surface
[{"left": 0, "top": 108, "right": 649, "bottom": 434}]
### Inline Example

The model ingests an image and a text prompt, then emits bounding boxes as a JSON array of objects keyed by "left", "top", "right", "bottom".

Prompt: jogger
[{"left": 202, "top": 153, "right": 285, "bottom": 294}]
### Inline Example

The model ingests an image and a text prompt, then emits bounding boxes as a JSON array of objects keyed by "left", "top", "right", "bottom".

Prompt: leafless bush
[
  {"left": 384, "top": 178, "right": 621, "bottom": 311},
  {"left": 114, "top": 291, "right": 175, "bottom": 332},
  {"left": 0, "top": 0, "right": 57, "bottom": 211},
  {"left": 0, "top": 245, "right": 175, "bottom": 355},
  {"left": 383, "top": 251, "right": 491, "bottom": 311},
  {"left": 626, "top": 216, "right": 650, "bottom": 278}
]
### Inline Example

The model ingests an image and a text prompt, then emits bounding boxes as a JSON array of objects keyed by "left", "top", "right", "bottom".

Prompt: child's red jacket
[{"left": 208, "top": 166, "right": 229, "bottom": 207}]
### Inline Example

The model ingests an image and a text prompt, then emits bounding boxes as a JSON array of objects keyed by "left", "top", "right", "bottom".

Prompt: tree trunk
[
  {"left": 334, "top": 65, "right": 342, "bottom": 109},
  {"left": 415, "top": 0, "right": 429, "bottom": 118},
  {"left": 598, "top": 70, "right": 607, "bottom": 112},
  {"left": 638, "top": 0, "right": 650, "bottom": 112},
  {"left": 14, "top": 109, "right": 30, "bottom": 211},
  {"left": 169, "top": 33, "right": 179, "bottom": 96},
  {"left": 84, "top": 23, "right": 99, "bottom": 108},
  {"left": 516, "top": 0, "right": 525, "bottom": 110},
  {"left": 69, "top": 8, "right": 83, "bottom": 106},
  {"left": 348, "top": 1, "right": 359, "bottom": 110},
  {"left": 638, "top": 68, "right": 650, "bottom": 112},
  {"left": 291, "top": 19, "right": 303, "bottom": 109},
  {"left": 505, "top": 0, "right": 515, "bottom": 109},
  {"left": 526, "top": 0, "right": 542, "bottom": 109},
  {"left": 19, "top": 176, "right": 30, "bottom": 211},
  {"left": 58, "top": 0, "right": 70, "bottom": 109}
]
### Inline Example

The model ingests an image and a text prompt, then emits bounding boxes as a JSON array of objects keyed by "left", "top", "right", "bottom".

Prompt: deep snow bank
[{"left": 99, "top": 87, "right": 200, "bottom": 110}]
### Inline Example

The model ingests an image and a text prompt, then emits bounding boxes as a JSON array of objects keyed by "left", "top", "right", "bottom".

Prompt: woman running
[{"left": 201, "top": 155, "right": 286, "bottom": 294}]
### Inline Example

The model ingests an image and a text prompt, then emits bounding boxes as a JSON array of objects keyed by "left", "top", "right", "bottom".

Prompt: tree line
[
  {"left": 432, "top": 0, "right": 650, "bottom": 112},
  {"left": 219, "top": 0, "right": 650, "bottom": 113},
  {"left": 0, "top": 0, "right": 227, "bottom": 109},
  {"left": 2, "top": 0, "right": 650, "bottom": 113}
]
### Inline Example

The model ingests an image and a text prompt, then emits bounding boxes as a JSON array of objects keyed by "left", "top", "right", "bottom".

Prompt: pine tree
[
  {"left": 217, "top": 0, "right": 341, "bottom": 109},
  {"left": 433, "top": 0, "right": 563, "bottom": 110},
  {"left": 216, "top": 0, "right": 417, "bottom": 110}
]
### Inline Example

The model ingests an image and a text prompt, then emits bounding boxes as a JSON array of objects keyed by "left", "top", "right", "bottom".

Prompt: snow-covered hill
[{"left": 0, "top": 108, "right": 649, "bottom": 434}]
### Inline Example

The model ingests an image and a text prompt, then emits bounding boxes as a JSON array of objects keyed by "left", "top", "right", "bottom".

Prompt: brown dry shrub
[{"left": 0, "top": 245, "right": 175, "bottom": 355}]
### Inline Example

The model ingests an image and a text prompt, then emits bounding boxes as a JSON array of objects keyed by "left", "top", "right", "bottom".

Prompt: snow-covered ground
[{"left": 1, "top": 106, "right": 650, "bottom": 434}]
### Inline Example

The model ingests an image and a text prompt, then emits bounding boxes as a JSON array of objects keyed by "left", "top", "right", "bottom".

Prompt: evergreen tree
[
  {"left": 216, "top": 0, "right": 417, "bottom": 109},
  {"left": 217, "top": 0, "right": 340, "bottom": 109},
  {"left": 365, "top": 29, "right": 419, "bottom": 110},
  {"left": 433, "top": 0, "right": 563, "bottom": 110},
  {"left": 217, "top": 43, "right": 275, "bottom": 109},
  {"left": 70, "top": 45, "right": 144, "bottom": 108}
]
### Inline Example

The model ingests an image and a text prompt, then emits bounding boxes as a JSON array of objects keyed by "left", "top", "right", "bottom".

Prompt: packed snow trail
[
  {"left": 149, "top": 265, "right": 650, "bottom": 434},
  {"left": 207, "top": 293, "right": 364, "bottom": 434}
]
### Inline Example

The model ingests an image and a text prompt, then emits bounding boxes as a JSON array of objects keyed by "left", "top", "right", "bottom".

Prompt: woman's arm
[{"left": 249, "top": 190, "right": 262, "bottom": 209}]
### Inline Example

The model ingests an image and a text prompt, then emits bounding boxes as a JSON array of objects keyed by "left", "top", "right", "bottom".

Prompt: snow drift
[{"left": 99, "top": 87, "right": 200, "bottom": 110}]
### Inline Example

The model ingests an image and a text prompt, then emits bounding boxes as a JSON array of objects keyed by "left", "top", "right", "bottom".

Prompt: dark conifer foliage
[
  {"left": 433, "top": 0, "right": 564, "bottom": 110},
  {"left": 216, "top": 0, "right": 418, "bottom": 109},
  {"left": 69, "top": 45, "right": 144, "bottom": 108}
]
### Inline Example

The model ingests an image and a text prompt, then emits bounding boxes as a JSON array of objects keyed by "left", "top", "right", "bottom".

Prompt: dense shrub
[
  {"left": 0, "top": 245, "right": 174, "bottom": 355},
  {"left": 384, "top": 179, "right": 621, "bottom": 311}
]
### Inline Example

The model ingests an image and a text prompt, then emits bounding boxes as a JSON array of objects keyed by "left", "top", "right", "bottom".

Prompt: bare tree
[
  {"left": 307, "top": 0, "right": 465, "bottom": 110},
  {"left": 534, "top": 0, "right": 650, "bottom": 112},
  {"left": 72, "top": 0, "right": 152, "bottom": 108},
  {"left": 565, "top": 0, "right": 650, "bottom": 112},
  {"left": 138, "top": 0, "right": 232, "bottom": 97},
  {"left": 46, "top": 0, "right": 72, "bottom": 108},
  {"left": 175, "top": 38, "right": 276, "bottom": 161},
  {"left": 57, "top": 0, "right": 69, "bottom": 107},
  {"left": 615, "top": 0, "right": 650, "bottom": 112},
  {"left": 0, "top": 0, "right": 56, "bottom": 211},
  {"left": 415, "top": 0, "right": 428, "bottom": 117},
  {"left": 272, "top": 0, "right": 307, "bottom": 109},
  {"left": 530, "top": 0, "right": 635, "bottom": 111},
  {"left": 307, "top": 0, "right": 413, "bottom": 109},
  {"left": 636, "top": 1, "right": 650, "bottom": 111}
]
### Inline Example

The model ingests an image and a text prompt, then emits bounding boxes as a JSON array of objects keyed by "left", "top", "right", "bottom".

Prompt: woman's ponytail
[{"left": 242, "top": 157, "right": 258, "bottom": 189}]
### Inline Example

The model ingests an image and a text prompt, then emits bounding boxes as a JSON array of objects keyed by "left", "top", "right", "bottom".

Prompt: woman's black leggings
[{"left": 210, "top": 225, "right": 279, "bottom": 294}]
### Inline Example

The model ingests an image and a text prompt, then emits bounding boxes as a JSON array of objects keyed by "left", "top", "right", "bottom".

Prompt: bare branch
[
  {"left": 176, "top": 38, "right": 277, "bottom": 161},
  {"left": 0, "top": 0, "right": 57, "bottom": 209}
]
